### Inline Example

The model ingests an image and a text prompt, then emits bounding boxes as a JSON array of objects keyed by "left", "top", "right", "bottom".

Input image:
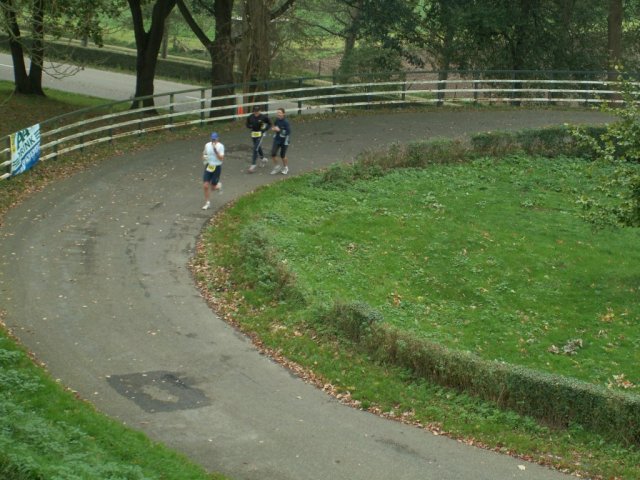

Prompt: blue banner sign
[{"left": 10, "top": 124, "right": 41, "bottom": 177}]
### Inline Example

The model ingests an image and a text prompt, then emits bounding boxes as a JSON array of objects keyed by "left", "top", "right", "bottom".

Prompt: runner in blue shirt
[{"left": 270, "top": 108, "right": 291, "bottom": 175}]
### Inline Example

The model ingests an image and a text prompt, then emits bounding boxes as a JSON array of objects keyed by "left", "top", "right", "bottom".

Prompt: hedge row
[
  {"left": 317, "top": 124, "right": 607, "bottom": 187},
  {"left": 321, "top": 300, "right": 640, "bottom": 446}
]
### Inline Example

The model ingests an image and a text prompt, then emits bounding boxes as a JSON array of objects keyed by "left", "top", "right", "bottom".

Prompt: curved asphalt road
[{"left": 0, "top": 60, "right": 612, "bottom": 480}]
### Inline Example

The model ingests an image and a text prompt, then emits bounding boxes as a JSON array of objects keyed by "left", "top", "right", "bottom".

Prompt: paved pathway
[{"left": 0, "top": 64, "right": 612, "bottom": 480}]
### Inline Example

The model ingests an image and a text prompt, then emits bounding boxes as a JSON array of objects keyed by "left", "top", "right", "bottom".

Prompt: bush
[
  {"left": 319, "top": 300, "right": 382, "bottom": 342},
  {"left": 238, "top": 223, "right": 306, "bottom": 304},
  {"left": 335, "top": 321, "right": 640, "bottom": 446},
  {"left": 571, "top": 74, "right": 640, "bottom": 227}
]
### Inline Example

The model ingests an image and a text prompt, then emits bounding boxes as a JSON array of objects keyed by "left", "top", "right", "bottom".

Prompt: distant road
[
  {"left": 0, "top": 52, "right": 197, "bottom": 101},
  {"left": 0, "top": 53, "right": 316, "bottom": 115}
]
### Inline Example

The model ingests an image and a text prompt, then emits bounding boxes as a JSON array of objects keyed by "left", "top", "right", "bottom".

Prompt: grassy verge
[
  {"left": 0, "top": 81, "right": 230, "bottom": 479},
  {"left": 194, "top": 136, "right": 640, "bottom": 479},
  {"left": 0, "top": 325, "right": 226, "bottom": 479}
]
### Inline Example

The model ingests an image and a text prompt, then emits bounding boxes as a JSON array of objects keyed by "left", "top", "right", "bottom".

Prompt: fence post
[
  {"left": 584, "top": 82, "right": 590, "bottom": 107},
  {"left": 511, "top": 71, "right": 520, "bottom": 107},
  {"left": 200, "top": 89, "right": 205, "bottom": 126},
  {"left": 4, "top": 135, "right": 10, "bottom": 176},
  {"left": 332, "top": 70, "right": 337, "bottom": 113},
  {"left": 473, "top": 71, "right": 479, "bottom": 105},
  {"left": 169, "top": 93, "right": 174, "bottom": 130},
  {"left": 235, "top": 93, "right": 243, "bottom": 120},
  {"left": 437, "top": 71, "right": 446, "bottom": 107},
  {"left": 109, "top": 106, "right": 114, "bottom": 144},
  {"left": 297, "top": 78, "right": 303, "bottom": 115}
]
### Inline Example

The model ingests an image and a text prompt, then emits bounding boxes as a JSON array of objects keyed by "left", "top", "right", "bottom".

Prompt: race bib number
[
  {"left": 251, "top": 131, "right": 262, "bottom": 138},
  {"left": 206, "top": 164, "right": 217, "bottom": 172}
]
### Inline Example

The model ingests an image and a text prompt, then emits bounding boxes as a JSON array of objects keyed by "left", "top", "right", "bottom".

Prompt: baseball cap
[{"left": 210, "top": 132, "right": 219, "bottom": 140}]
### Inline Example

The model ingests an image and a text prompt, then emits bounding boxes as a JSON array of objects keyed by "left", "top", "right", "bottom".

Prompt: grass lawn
[
  {"left": 245, "top": 156, "right": 639, "bottom": 387},
  {"left": 197, "top": 153, "right": 640, "bottom": 479}
]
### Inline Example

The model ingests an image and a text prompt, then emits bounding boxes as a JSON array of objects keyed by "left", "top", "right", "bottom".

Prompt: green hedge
[
  {"left": 323, "top": 300, "right": 640, "bottom": 446},
  {"left": 238, "top": 223, "right": 307, "bottom": 305},
  {"left": 317, "top": 125, "right": 604, "bottom": 187}
]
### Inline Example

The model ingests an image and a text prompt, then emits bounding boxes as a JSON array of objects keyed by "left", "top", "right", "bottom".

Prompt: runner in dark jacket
[
  {"left": 270, "top": 108, "right": 292, "bottom": 175},
  {"left": 246, "top": 106, "right": 271, "bottom": 173}
]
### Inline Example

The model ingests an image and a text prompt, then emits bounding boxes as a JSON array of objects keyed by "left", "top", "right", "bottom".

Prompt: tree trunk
[
  {"left": 607, "top": 0, "right": 623, "bottom": 81},
  {"left": 241, "top": 0, "right": 272, "bottom": 102},
  {"left": 1, "top": 0, "right": 30, "bottom": 93},
  {"left": 177, "top": 0, "right": 236, "bottom": 118},
  {"left": 341, "top": 0, "right": 363, "bottom": 62},
  {"left": 128, "top": 0, "right": 177, "bottom": 110},
  {"left": 161, "top": 14, "right": 170, "bottom": 59},
  {"left": 28, "top": 0, "right": 45, "bottom": 95},
  {"left": 436, "top": 3, "right": 455, "bottom": 106},
  {"left": 211, "top": 0, "right": 236, "bottom": 117}
]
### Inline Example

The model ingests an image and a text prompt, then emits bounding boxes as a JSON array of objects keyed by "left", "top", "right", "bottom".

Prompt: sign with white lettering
[{"left": 10, "top": 124, "right": 41, "bottom": 176}]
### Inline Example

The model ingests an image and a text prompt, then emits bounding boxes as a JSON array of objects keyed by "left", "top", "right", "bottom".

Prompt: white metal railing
[{"left": 0, "top": 73, "right": 626, "bottom": 181}]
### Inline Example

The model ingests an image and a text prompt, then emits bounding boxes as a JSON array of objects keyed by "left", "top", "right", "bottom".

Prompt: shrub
[
  {"left": 351, "top": 322, "right": 640, "bottom": 445},
  {"left": 320, "top": 300, "right": 382, "bottom": 342},
  {"left": 238, "top": 223, "right": 306, "bottom": 304}
]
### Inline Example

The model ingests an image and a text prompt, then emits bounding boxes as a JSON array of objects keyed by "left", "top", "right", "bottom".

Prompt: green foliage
[
  {"left": 320, "top": 300, "right": 382, "bottom": 342},
  {"left": 238, "top": 222, "right": 307, "bottom": 305},
  {"left": 0, "top": 337, "right": 218, "bottom": 479},
  {"left": 471, "top": 125, "right": 606, "bottom": 158},
  {"left": 316, "top": 126, "right": 594, "bottom": 188},
  {"left": 350, "top": 323, "right": 640, "bottom": 446},
  {"left": 336, "top": 45, "right": 403, "bottom": 82},
  {"left": 571, "top": 75, "right": 640, "bottom": 227}
]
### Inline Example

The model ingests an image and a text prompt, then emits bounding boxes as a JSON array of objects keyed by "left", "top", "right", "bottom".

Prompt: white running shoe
[
  {"left": 248, "top": 164, "right": 257, "bottom": 173},
  {"left": 281, "top": 166, "right": 289, "bottom": 175},
  {"left": 270, "top": 165, "right": 282, "bottom": 175},
  {"left": 259, "top": 157, "right": 268, "bottom": 167},
  {"left": 202, "top": 201, "right": 210, "bottom": 210}
]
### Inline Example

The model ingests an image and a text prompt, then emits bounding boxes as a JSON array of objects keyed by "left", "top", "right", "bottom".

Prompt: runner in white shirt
[{"left": 201, "top": 132, "right": 224, "bottom": 210}]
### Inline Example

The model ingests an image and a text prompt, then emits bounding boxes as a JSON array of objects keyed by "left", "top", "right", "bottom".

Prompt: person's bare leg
[{"left": 202, "top": 182, "right": 211, "bottom": 209}]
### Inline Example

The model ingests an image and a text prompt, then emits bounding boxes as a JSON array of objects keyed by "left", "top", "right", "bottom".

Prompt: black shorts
[
  {"left": 271, "top": 142, "right": 288, "bottom": 158},
  {"left": 203, "top": 165, "right": 221, "bottom": 185}
]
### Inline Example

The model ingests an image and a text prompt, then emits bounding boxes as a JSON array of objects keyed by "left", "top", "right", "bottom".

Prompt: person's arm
[
  {"left": 214, "top": 144, "right": 225, "bottom": 161},
  {"left": 202, "top": 142, "right": 210, "bottom": 164}
]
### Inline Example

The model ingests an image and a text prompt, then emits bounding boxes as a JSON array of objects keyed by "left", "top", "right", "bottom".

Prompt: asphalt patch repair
[{"left": 107, "top": 371, "right": 210, "bottom": 413}]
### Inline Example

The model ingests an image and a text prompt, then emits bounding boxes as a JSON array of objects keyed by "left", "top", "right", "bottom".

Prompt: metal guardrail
[{"left": 0, "top": 70, "right": 626, "bottom": 180}]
